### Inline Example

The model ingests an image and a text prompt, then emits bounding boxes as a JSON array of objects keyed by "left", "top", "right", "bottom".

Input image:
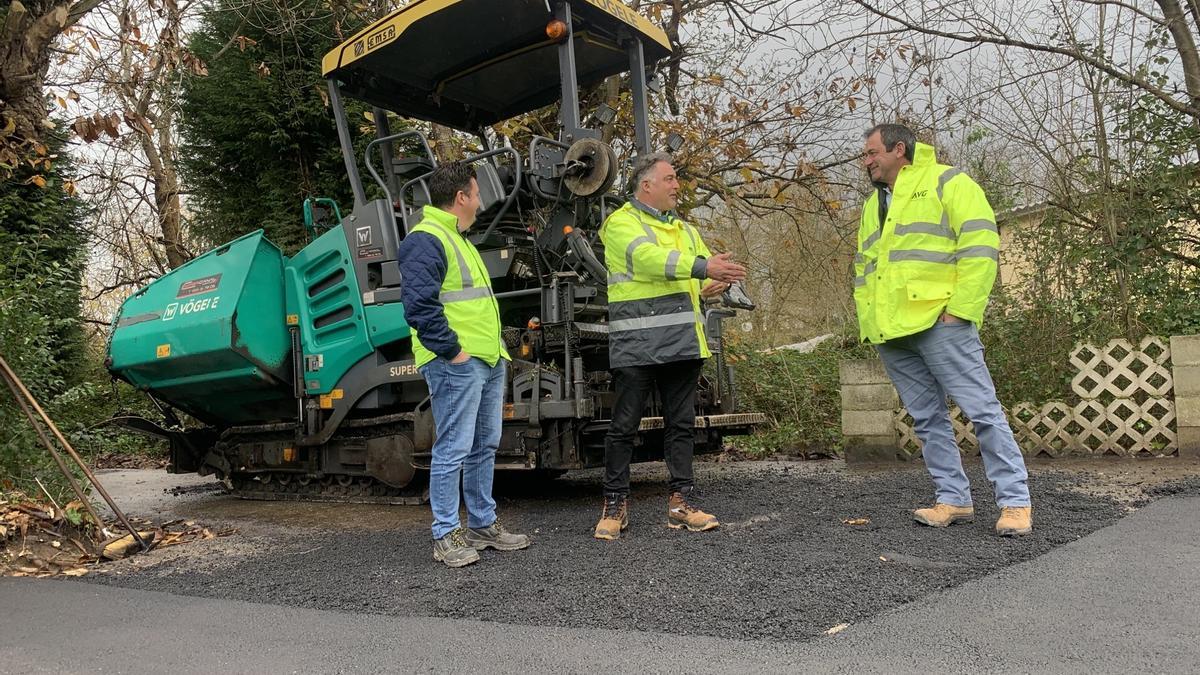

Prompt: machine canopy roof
[{"left": 322, "top": 0, "right": 671, "bottom": 131}]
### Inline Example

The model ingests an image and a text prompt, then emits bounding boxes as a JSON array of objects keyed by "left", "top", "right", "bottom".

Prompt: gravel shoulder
[{"left": 78, "top": 458, "right": 1200, "bottom": 642}]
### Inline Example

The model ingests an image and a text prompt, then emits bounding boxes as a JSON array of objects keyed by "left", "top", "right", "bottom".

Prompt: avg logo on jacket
[{"left": 911, "top": 190, "right": 929, "bottom": 199}]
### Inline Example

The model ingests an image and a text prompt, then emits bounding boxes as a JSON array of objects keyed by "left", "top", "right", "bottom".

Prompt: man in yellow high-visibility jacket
[
  {"left": 594, "top": 152, "right": 746, "bottom": 540},
  {"left": 855, "top": 124, "right": 1032, "bottom": 536}
]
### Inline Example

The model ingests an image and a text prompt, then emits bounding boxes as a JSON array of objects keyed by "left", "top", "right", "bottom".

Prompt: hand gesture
[
  {"left": 706, "top": 252, "right": 747, "bottom": 283},
  {"left": 701, "top": 281, "right": 729, "bottom": 298}
]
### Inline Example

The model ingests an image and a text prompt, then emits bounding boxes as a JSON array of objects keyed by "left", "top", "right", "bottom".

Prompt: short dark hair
[
  {"left": 428, "top": 161, "right": 476, "bottom": 208},
  {"left": 865, "top": 123, "right": 916, "bottom": 162}
]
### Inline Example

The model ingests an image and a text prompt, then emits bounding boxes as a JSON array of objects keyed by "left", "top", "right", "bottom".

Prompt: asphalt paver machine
[{"left": 106, "top": 0, "right": 764, "bottom": 503}]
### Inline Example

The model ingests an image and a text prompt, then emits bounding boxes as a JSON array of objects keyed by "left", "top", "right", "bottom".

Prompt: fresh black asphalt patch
[{"left": 82, "top": 462, "right": 1199, "bottom": 642}]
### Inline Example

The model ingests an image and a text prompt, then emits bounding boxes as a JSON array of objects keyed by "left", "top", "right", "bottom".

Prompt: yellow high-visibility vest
[
  {"left": 601, "top": 202, "right": 712, "bottom": 367},
  {"left": 854, "top": 143, "right": 999, "bottom": 344},
  {"left": 408, "top": 207, "right": 509, "bottom": 367}
]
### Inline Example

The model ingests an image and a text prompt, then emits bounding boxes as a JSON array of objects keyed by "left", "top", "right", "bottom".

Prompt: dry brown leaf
[
  {"left": 825, "top": 623, "right": 850, "bottom": 635},
  {"left": 61, "top": 568, "right": 89, "bottom": 577},
  {"left": 842, "top": 518, "right": 870, "bottom": 526}
]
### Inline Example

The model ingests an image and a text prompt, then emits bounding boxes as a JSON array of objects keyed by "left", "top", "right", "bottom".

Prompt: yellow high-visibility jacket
[
  {"left": 854, "top": 143, "right": 999, "bottom": 344},
  {"left": 407, "top": 207, "right": 509, "bottom": 368},
  {"left": 601, "top": 201, "right": 712, "bottom": 368}
]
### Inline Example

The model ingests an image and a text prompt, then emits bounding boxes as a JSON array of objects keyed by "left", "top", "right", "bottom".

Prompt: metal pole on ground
[{"left": 0, "top": 355, "right": 149, "bottom": 551}]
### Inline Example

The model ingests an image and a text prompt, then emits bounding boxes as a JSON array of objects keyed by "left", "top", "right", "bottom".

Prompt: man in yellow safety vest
[
  {"left": 398, "top": 161, "right": 531, "bottom": 567},
  {"left": 855, "top": 123, "right": 1032, "bottom": 536}
]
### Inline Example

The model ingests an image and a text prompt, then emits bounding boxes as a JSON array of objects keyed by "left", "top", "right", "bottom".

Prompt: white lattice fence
[{"left": 895, "top": 337, "right": 1176, "bottom": 457}]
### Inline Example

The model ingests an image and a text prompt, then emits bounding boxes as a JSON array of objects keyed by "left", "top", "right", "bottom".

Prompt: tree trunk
[
  {"left": 0, "top": 0, "right": 103, "bottom": 177},
  {"left": 1157, "top": 0, "right": 1200, "bottom": 157},
  {"left": 140, "top": 110, "right": 187, "bottom": 269}
]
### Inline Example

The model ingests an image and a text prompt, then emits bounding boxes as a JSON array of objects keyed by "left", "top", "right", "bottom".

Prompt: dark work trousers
[{"left": 603, "top": 359, "right": 704, "bottom": 495}]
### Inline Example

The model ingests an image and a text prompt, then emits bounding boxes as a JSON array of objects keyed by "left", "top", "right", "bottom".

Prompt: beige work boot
[
  {"left": 995, "top": 506, "right": 1033, "bottom": 536},
  {"left": 594, "top": 493, "right": 629, "bottom": 540},
  {"left": 667, "top": 487, "right": 719, "bottom": 532},
  {"left": 913, "top": 502, "right": 975, "bottom": 527}
]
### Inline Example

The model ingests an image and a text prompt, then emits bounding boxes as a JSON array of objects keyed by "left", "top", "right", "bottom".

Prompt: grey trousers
[{"left": 875, "top": 321, "right": 1031, "bottom": 508}]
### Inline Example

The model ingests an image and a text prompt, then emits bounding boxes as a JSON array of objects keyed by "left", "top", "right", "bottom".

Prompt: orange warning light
[{"left": 546, "top": 19, "right": 569, "bottom": 42}]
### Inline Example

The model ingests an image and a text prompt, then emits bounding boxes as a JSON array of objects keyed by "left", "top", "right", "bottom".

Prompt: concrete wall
[
  {"left": 842, "top": 335, "right": 1200, "bottom": 462},
  {"left": 1171, "top": 335, "right": 1200, "bottom": 459},
  {"left": 839, "top": 359, "right": 900, "bottom": 463}
]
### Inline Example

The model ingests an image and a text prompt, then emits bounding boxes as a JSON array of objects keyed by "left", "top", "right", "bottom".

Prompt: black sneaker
[
  {"left": 433, "top": 528, "right": 481, "bottom": 568},
  {"left": 464, "top": 520, "right": 530, "bottom": 551}
]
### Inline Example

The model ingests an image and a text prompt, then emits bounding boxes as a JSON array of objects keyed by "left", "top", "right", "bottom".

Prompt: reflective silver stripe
[
  {"left": 681, "top": 221, "right": 698, "bottom": 249},
  {"left": 855, "top": 259, "right": 877, "bottom": 287},
  {"left": 937, "top": 168, "right": 962, "bottom": 200},
  {"left": 960, "top": 219, "right": 997, "bottom": 234},
  {"left": 889, "top": 249, "right": 956, "bottom": 264},
  {"left": 854, "top": 253, "right": 864, "bottom": 265},
  {"left": 862, "top": 229, "right": 881, "bottom": 251},
  {"left": 664, "top": 250, "right": 683, "bottom": 280},
  {"left": 894, "top": 221, "right": 954, "bottom": 239},
  {"left": 609, "top": 310, "right": 700, "bottom": 333},
  {"left": 440, "top": 287, "right": 493, "bottom": 303},
  {"left": 617, "top": 222, "right": 659, "bottom": 283},
  {"left": 934, "top": 169, "right": 964, "bottom": 236},
  {"left": 608, "top": 272, "right": 634, "bottom": 284},
  {"left": 441, "top": 234, "right": 474, "bottom": 290},
  {"left": 956, "top": 245, "right": 999, "bottom": 261}
]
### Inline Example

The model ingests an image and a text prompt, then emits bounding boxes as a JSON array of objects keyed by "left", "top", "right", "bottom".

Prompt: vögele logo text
[{"left": 163, "top": 296, "right": 221, "bottom": 320}]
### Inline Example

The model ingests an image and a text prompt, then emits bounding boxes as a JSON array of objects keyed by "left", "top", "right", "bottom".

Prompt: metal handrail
[
  {"left": 364, "top": 130, "right": 437, "bottom": 206},
  {"left": 398, "top": 147, "right": 523, "bottom": 239}
]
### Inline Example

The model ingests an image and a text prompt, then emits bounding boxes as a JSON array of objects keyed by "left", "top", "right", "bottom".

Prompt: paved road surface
[{"left": 4, "top": 495, "right": 1198, "bottom": 674}]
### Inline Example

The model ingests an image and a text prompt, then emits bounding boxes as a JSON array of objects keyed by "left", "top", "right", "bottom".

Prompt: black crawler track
[
  {"left": 221, "top": 416, "right": 429, "bottom": 505},
  {"left": 230, "top": 472, "right": 429, "bottom": 505}
]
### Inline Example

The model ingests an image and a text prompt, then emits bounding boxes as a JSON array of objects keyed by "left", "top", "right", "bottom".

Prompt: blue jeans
[
  {"left": 419, "top": 356, "right": 506, "bottom": 540},
  {"left": 875, "top": 321, "right": 1031, "bottom": 508}
]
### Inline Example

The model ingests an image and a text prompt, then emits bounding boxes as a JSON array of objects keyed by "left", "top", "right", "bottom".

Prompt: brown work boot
[
  {"left": 668, "top": 487, "right": 719, "bottom": 532},
  {"left": 995, "top": 506, "right": 1033, "bottom": 536},
  {"left": 594, "top": 493, "right": 629, "bottom": 540},
  {"left": 913, "top": 502, "right": 975, "bottom": 527}
]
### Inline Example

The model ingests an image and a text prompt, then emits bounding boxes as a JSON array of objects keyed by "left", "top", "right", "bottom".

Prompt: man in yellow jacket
[
  {"left": 855, "top": 124, "right": 1032, "bottom": 536},
  {"left": 594, "top": 152, "right": 746, "bottom": 540}
]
